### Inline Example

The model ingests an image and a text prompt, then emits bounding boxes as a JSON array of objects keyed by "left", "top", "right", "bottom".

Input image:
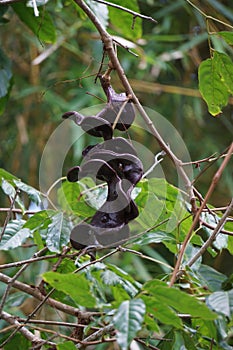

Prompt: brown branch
[
  {"left": 76, "top": 324, "right": 115, "bottom": 348},
  {"left": 18, "top": 318, "right": 100, "bottom": 330},
  {"left": 187, "top": 198, "right": 233, "bottom": 268},
  {"left": 0, "top": 189, "right": 19, "bottom": 242},
  {"left": 92, "top": 0, "right": 157, "bottom": 23},
  {"left": 169, "top": 142, "right": 233, "bottom": 286},
  {"left": 200, "top": 220, "right": 233, "bottom": 236},
  {"left": 73, "top": 0, "right": 197, "bottom": 215},
  {"left": 0, "top": 272, "right": 97, "bottom": 317},
  {"left": 0, "top": 311, "right": 56, "bottom": 347}
]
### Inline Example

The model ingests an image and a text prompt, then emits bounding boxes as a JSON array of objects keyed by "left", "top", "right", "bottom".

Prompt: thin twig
[
  {"left": 17, "top": 318, "right": 100, "bottom": 330},
  {"left": 92, "top": 0, "right": 157, "bottom": 23},
  {"left": 119, "top": 247, "right": 173, "bottom": 270},
  {"left": 169, "top": 142, "right": 233, "bottom": 286},
  {"left": 76, "top": 324, "right": 115, "bottom": 348},
  {"left": 186, "top": 199, "right": 233, "bottom": 268},
  {"left": 0, "top": 189, "right": 19, "bottom": 242},
  {"left": 142, "top": 150, "right": 166, "bottom": 178},
  {"left": 200, "top": 219, "right": 233, "bottom": 236},
  {"left": 186, "top": 0, "right": 233, "bottom": 30}
]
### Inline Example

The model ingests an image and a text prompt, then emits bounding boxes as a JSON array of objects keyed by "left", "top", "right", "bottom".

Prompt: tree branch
[
  {"left": 0, "top": 272, "right": 95, "bottom": 317},
  {"left": 187, "top": 198, "right": 233, "bottom": 268},
  {"left": 1, "top": 311, "right": 56, "bottom": 347},
  {"left": 92, "top": 0, "right": 157, "bottom": 23}
]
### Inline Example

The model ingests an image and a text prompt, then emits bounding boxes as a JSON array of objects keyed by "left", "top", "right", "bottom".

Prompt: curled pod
[
  {"left": 62, "top": 111, "right": 113, "bottom": 140},
  {"left": 67, "top": 160, "right": 139, "bottom": 224},
  {"left": 99, "top": 76, "right": 135, "bottom": 131},
  {"left": 82, "top": 137, "right": 138, "bottom": 159},
  {"left": 70, "top": 222, "right": 130, "bottom": 249}
]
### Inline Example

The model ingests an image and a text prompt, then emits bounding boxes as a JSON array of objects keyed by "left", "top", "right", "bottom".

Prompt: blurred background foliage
[{"left": 0, "top": 0, "right": 232, "bottom": 206}]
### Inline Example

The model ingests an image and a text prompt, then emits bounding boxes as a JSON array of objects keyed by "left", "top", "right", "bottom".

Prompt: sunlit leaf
[
  {"left": 113, "top": 299, "right": 145, "bottom": 350},
  {"left": 218, "top": 31, "right": 233, "bottom": 45},
  {"left": 198, "top": 52, "right": 229, "bottom": 116},
  {"left": 12, "top": 2, "right": 56, "bottom": 43},
  {"left": 0, "top": 220, "right": 31, "bottom": 250},
  {"left": 197, "top": 264, "right": 226, "bottom": 292},
  {"left": 43, "top": 271, "right": 96, "bottom": 307},
  {"left": 46, "top": 212, "right": 72, "bottom": 253},
  {"left": 108, "top": 0, "right": 142, "bottom": 41},
  {"left": 14, "top": 180, "right": 42, "bottom": 205},
  {"left": 207, "top": 291, "right": 233, "bottom": 317},
  {"left": 86, "top": 0, "right": 108, "bottom": 29},
  {"left": 57, "top": 341, "right": 77, "bottom": 350},
  {"left": 214, "top": 51, "right": 233, "bottom": 95},
  {"left": 1, "top": 178, "right": 16, "bottom": 198},
  {"left": 143, "top": 279, "right": 216, "bottom": 320},
  {"left": 58, "top": 181, "right": 95, "bottom": 217},
  {"left": 24, "top": 210, "right": 55, "bottom": 231},
  {"left": 142, "top": 295, "right": 183, "bottom": 329},
  {"left": 131, "top": 230, "right": 175, "bottom": 246},
  {"left": 0, "top": 168, "right": 18, "bottom": 182}
]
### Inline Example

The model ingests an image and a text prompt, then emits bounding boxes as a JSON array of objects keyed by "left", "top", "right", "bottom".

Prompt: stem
[
  {"left": 92, "top": 0, "right": 157, "bottom": 23},
  {"left": 187, "top": 199, "right": 233, "bottom": 268}
]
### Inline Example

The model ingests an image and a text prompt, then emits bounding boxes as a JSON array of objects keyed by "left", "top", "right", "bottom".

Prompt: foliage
[{"left": 0, "top": 1, "right": 233, "bottom": 350}]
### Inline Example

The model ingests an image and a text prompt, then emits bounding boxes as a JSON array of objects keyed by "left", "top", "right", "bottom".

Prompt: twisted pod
[{"left": 62, "top": 77, "right": 143, "bottom": 250}]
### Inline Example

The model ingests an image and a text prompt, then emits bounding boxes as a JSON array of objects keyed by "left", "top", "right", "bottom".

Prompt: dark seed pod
[
  {"left": 70, "top": 222, "right": 130, "bottom": 249},
  {"left": 70, "top": 223, "right": 99, "bottom": 250},
  {"left": 67, "top": 166, "right": 80, "bottom": 182},
  {"left": 63, "top": 82, "right": 143, "bottom": 252},
  {"left": 62, "top": 111, "right": 113, "bottom": 140}
]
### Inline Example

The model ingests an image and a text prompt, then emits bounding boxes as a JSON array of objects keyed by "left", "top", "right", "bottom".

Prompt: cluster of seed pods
[{"left": 62, "top": 76, "right": 143, "bottom": 250}]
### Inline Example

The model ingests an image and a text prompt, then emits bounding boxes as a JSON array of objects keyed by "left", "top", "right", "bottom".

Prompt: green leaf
[
  {"left": 86, "top": 0, "right": 108, "bottom": 29},
  {"left": 46, "top": 212, "right": 72, "bottom": 253},
  {"left": 58, "top": 181, "right": 95, "bottom": 217},
  {"left": 214, "top": 51, "right": 233, "bottom": 94},
  {"left": 57, "top": 341, "right": 77, "bottom": 350},
  {"left": 207, "top": 290, "right": 233, "bottom": 318},
  {"left": 108, "top": 0, "right": 142, "bottom": 41},
  {"left": 14, "top": 180, "right": 42, "bottom": 205},
  {"left": 218, "top": 31, "right": 233, "bottom": 45},
  {"left": 131, "top": 230, "right": 176, "bottom": 246},
  {"left": 4, "top": 333, "right": 30, "bottom": 350},
  {"left": 0, "top": 168, "right": 18, "bottom": 182},
  {"left": 113, "top": 299, "right": 145, "bottom": 350},
  {"left": 24, "top": 210, "right": 55, "bottom": 231},
  {"left": 142, "top": 295, "right": 183, "bottom": 329},
  {"left": 197, "top": 264, "right": 226, "bottom": 292},
  {"left": 12, "top": 2, "right": 56, "bottom": 43},
  {"left": 0, "top": 220, "right": 31, "bottom": 250},
  {"left": 1, "top": 179, "right": 16, "bottom": 197},
  {"left": 198, "top": 53, "right": 229, "bottom": 116},
  {"left": 42, "top": 271, "right": 96, "bottom": 307},
  {"left": 143, "top": 279, "right": 216, "bottom": 320}
]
